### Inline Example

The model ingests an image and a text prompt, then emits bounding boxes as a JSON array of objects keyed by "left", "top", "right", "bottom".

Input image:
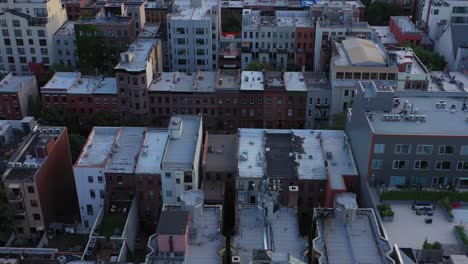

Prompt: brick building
[
  {"left": 389, "top": 16, "right": 423, "bottom": 46},
  {"left": 2, "top": 125, "right": 79, "bottom": 240},
  {"left": 0, "top": 73, "right": 39, "bottom": 120}
]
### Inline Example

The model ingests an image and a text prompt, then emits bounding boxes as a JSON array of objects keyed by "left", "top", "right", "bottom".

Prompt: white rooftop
[
  {"left": 149, "top": 72, "right": 217, "bottom": 93},
  {"left": 391, "top": 49, "right": 427, "bottom": 75},
  {"left": 106, "top": 127, "right": 145, "bottom": 174},
  {"left": 0, "top": 73, "right": 35, "bottom": 93},
  {"left": 372, "top": 26, "right": 398, "bottom": 45},
  {"left": 114, "top": 38, "right": 156, "bottom": 72},
  {"left": 54, "top": 21, "right": 75, "bottom": 36},
  {"left": 135, "top": 129, "right": 168, "bottom": 174},
  {"left": 42, "top": 72, "right": 117, "bottom": 95},
  {"left": 42, "top": 72, "right": 80, "bottom": 90},
  {"left": 75, "top": 127, "right": 119, "bottom": 167},
  {"left": 241, "top": 71, "right": 264, "bottom": 91},
  {"left": 170, "top": 0, "right": 218, "bottom": 20},
  {"left": 428, "top": 71, "right": 468, "bottom": 92},
  {"left": 284, "top": 72, "right": 307, "bottom": 91}
]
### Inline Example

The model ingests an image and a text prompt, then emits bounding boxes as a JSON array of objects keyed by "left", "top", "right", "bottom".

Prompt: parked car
[{"left": 412, "top": 201, "right": 435, "bottom": 210}]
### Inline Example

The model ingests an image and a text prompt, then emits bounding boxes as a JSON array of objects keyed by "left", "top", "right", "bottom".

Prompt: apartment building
[
  {"left": 389, "top": 16, "right": 423, "bottom": 46},
  {"left": 434, "top": 24, "right": 468, "bottom": 72},
  {"left": 330, "top": 37, "right": 398, "bottom": 114},
  {"left": 167, "top": 0, "right": 220, "bottom": 72},
  {"left": 0, "top": 0, "right": 67, "bottom": 74},
  {"left": 236, "top": 128, "right": 359, "bottom": 213},
  {"left": 390, "top": 47, "right": 430, "bottom": 90},
  {"left": 2, "top": 126, "right": 79, "bottom": 239},
  {"left": 420, "top": 0, "right": 468, "bottom": 41},
  {"left": 241, "top": 9, "right": 314, "bottom": 70},
  {"left": 65, "top": 0, "right": 88, "bottom": 20},
  {"left": 75, "top": 6, "right": 136, "bottom": 74},
  {"left": 115, "top": 38, "right": 161, "bottom": 119},
  {"left": 144, "top": 1, "right": 170, "bottom": 70},
  {"left": 0, "top": 73, "right": 39, "bottom": 120},
  {"left": 53, "top": 21, "right": 77, "bottom": 69},
  {"left": 41, "top": 72, "right": 119, "bottom": 121},
  {"left": 346, "top": 80, "right": 468, "bottom": 189}
]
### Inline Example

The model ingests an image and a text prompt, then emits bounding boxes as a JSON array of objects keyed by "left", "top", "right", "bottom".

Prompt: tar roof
[
  {"left": 162, "top": 115, "right": 202, "bottom": 169},
  {"left": 105, "top": 127, "right": 145, "bottom": 174},
  {"left": 241, "top": 71, "right": 264, "bottom": 91},
  {"left": 149, "top": 72, "right": 217, "bottom": 93},
  {"left": 205, "top": 134, "right": 237, "bottom": 172},
  {"left": 75, "top": 127, "right": 120, "bottom": 167},
  {"left": 341, "top": 38, "right": 387, "bottom": 66},
  {"left": 114, "top": 38, "right": 156, "bottom": 72},
  {"left": 0, "top": 74, "right": 34, "bottom": 93},
  {"left": 367, "top": 96, "right": 468, "bottom": 135},
  {"left": 157, "top": 211, "right": 189, "bottom": 235},
  {"left": 135, "top": 129, "right": 168, "bottom": 174}
]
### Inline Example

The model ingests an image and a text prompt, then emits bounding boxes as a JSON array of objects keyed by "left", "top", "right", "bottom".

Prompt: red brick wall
[
  {"left": 389, "top": 18, "right": 422, "bottom": 46},
  {"left": 0, "top": 93, "right": 23, "bottom": 120}
]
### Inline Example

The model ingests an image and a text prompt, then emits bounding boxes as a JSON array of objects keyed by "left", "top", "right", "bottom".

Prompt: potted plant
[{"left": 377, "top": 203, "right": 394, "bottom": 222}]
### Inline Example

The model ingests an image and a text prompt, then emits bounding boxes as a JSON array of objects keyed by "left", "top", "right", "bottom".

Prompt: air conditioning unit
[{"left": 232, "top": 256, "right": 240, "bottom": 263}]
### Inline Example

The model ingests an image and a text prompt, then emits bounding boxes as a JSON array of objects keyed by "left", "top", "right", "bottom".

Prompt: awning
[{"left": 8, "top": 183, "right": 20, "bottom": 189}]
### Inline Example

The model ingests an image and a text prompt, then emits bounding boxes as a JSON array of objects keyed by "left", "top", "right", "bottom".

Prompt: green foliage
[
  {"left": 438, "top": 196, "right": 453, "bottom": 216},
  {"left": 89, "top": 111, "right": 116, "bottom": 127},
  {"left": 246, "top": 62, "right": 274, "bottom": 71},
  {"left": 367, "top": 2, "right": 404, "bottom": 26},
  {"left": 68, "top": 133, "right": 86, "bottom": 163},
  {"left": 423, "top": 239, "right": 441, "bottom": 249},
  {"left": 39, "top": 106, "right": 80, "bottom": 133},
  {"left": 381, "top": 189, "right": 468, "bottom": 202},
  {"left": 330, "top": 112, "right": 347, "bottom": 130},
  {"left": 0, "top": 188, "right": 15, "bottom": 234},
  {"left": 50, "top": 63, "right": 75, "bottom": 72},
  {"left": 405, "top": 44, "right": 446, "bottom": 71},
  {"left": 377, "top": 203, "right": 394, "bottom": 217},
  {"left": 222, "top": 12, "right": 242, "bottom": 32},
  {"left": 455, "top": 226, "right": 468, "bottom": 244}
]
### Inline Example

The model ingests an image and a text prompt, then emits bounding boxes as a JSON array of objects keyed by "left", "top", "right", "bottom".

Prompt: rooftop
[
  {"left": 135, "top": 129, "right": 168, "bottom": 174},
  {"left": 284, "top": 72, "right": 307, "bottom": 91},
  {"left": 391, "top": 16, "right": 421, "bottom": 34},
  {"left": 156, "top": 211, "right": 189, "bottom": 235},
  {"left": 138, "top": 23, "right": 160, "bottom": 38},
  {"left": 77, "top": 9, "right": 133, "bottom": 25},
  {"left": 162, "top": 115, "right": 202, "bottom": 169},
  {"left": 0, "top": 73, "right": 35, "bottom": 93},
  {"left": 205, "top": 134, "right": 237, "bottom": 172},
  {"left": 233, "top": 206, "right": 307, "bottom": 263},
  {"left": 382, "top": 203, "right": 468, "bottom": 249},
  {"left": 54, "top": 21, "right": 75, "bottom": 36},
  {"left": 217, "top": 70, "right": 241, "bottom": 90},
  {"left": 105, "top": 127, "right": 145, "bottom": 174},
  {"left": 372, "top": 26, "right": 398, "bottom": 45},
  {"left": 149, "top": 72, "right": 217, "bottom": 92},
  {"left": 365, "top": 96, "right": 468, "bottom": 135},
  {"left": 241, "top": 71, "right": 264, "bottom": 91},
  {"left": 170, "top": 0, "right": 219, "bottom": 21},
  {"left": 428, "top": 71, "right": 468, "bottom": 92},
  {"left": 75, "top": 127, "right": 120, "bottom": 167},
  {"left": 238, "top": 129, "right": 357, "bottom": 186},
  {"left": 339, "top": 38, "right": 387, "bottom": 66},
  {"left": 114, "top": 38, "right": 156, "bottom": 72},
  {"left": 42, "top": 72, "right": 117, "bottom": 95},
  {"left": 390, "top": 49, "right": 428, "bottom": 75},
  {"left": 243, "top": 10, "right": 313, "bottom": 30}
]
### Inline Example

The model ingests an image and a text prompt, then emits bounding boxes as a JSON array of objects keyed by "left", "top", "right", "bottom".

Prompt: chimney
[
  {"left": 168, "top": 117, "right": 183, "bottom": 139},
  {"left": 288, "top": 186, "right": 299, "bottom": 209}
]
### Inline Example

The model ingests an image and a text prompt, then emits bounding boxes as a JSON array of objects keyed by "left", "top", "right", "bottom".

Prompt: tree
[
  {"left": 222, "top": 12, "right": 242, "bottom": 33},
  {"left": 0, "top": 188, "right": 15, "bottom": 234},
  {"left": 68, "top": 133, "right": 86, "bottom": 163},
  {"left": 405, "top": 44, "right": 446, "bottom": 71},
  {"left": 330, "top": 112, "right": 347, "bottom": 130},
  {"left": 89, "top": 111, "right": 116, "bottom": 127},
  {"left": 50, "top": 63, "right": 75, "bottom": 72},
  {"left": 367, "top": 2, "right": 404, "bottom": 26},
  {"left": 246, "top": 62, "right": 274, "bottom": 71},
  {"left": 39, "top": 106, "right": 80, "bottom": 133}
]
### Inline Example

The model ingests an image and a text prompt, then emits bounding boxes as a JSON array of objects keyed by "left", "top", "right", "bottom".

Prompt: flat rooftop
[
  {"left": 241, "top": 71, "right": 264, "bottom": 91},
  {"left": 162, "top": 115, "right": 201, "bottom": 169},
  {"left": 372, "top": 26, "right": 398, "bottom": 45},
  {"left": 0, "top": 74, "right": 35, "bottom": 93},
  {"left": 314, "top": 208, "right": 393, "bottom": 264},
  {"left": 391, "top": 16, "right": 421, "bottom": 34},
  {"left": 75, "top": 127, "right": 119, "bottom": 167},
  {"left": 42, "top": 72, "right": 117, "bottom": 95},
  {"left": 169, "top": 0, "right": 218, "bottom": 20},
  {"left": 284, "top": 72, "right": 307, "bottom": 91},
  {"left": 157, "top": 211, "right": 189, "bottom": 235},
  {"left": 105, "top": 127, "right": 145, "bottom": 174},
  {"left": 217, "top": 70, "right": 241, "bottom": 90},
  {"left": 77, "top": 10, "right": 133, "bottom": 25},
  {"left": 54, "top": 21, "right": 75, "bottom": 36},
  {"left": 334, "top": 38, "right": 388, "bottom": 67},
  {"left": 205, "top": 134, "right": 237, "bottom": 172},
  {"left": 114, "top": 38, "right": 156, "bottom": 72},
  {"left": 135, "top": 129, "right": 168, "bottom": 174},
  {"left": 391, "top": 49, "right": 427, "bottom": 75},
  {"left": 244, "top": 10, "right": 313, "bottom": 29},
  {"left": 233, "top": 206, "right": 307, "bottom": 263},
  {"left": 383, "top": 203, "right": 468, "bottom": 249},
  {"left": 428, "top": 71, "right": 468, "bottom": 92},
  {"left": 366, "top": 96, "right": 468, "bottom": 135},
  {"left": 238, "top": 129, "right": 357, "bottom": 184},
  {"left": 149, "top": 72, "right": 217, "bottom": 93}
]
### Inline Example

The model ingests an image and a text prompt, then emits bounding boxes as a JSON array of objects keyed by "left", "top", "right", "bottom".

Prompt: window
[
  {"left": 414, "top": 160, "right": 430, "bottom": 170},
  {"left": 165, "top": 172, "right": 171, "bottom": 178},
  {"left": 87, "top": 205, "right": 94, "bottom": 215},
  {"left": 374, "top": 144, "right": 385, "bottom": 154},
  {"left": 176, "top": 38, "right": 186, "bottom": 45},
  {"left": 30, "top": 200, "right": 38, "bottom": 207},
  {"left": 12, "top": 20, "right": 20, "bottom": 27},
  {"left": 27, "top": 186, "right": 35, "bottom": 193},
  {"left": 99, "top": 190, "right": 105, "bottom": 198},
  {"left": 90, "top": 189, "right": 95, "bottom": 198},
  {"left": 166, "top": 190, "right": 172, "bottom": 197},
  {"left": 457, "top": 161, "right": 468, "bottom": 170},
  {"left": 98, "top": 176, "right": 103, "bottom": 183},
  {"left": 176, "top": 28, "right": 185, "bottom": 34},
  {"left": 460, "top": 145, "right": 468, "bottom": 155},
  {"left": 372, "top": 159, "right": 383, "bottom": 169},
  {"left": 416, "top": 145, "right": 433, "bottom": 154},
  {"left": 433, "top": 9, "right": 439, "bottom": 15},
  {"left": 88, "top": 176, "right": 94, "bottom": 183},
  {"left": 195, "top": 28, "right": 204, "bottom": 34},
  {"left": 37, "top": 30, "right": 45, "bottom": 37},
  {"left": 395, "top": 144, "right": 411, "bottom": 154},
  {"left": 439, "top": 145, "right": 455, "bottom": 155},
  {"left": 435, "top": 161, "right": 451, "bottom": 170},
  {"left": 392, "top": 160, "right": 408, "bottom": 169},
  {"left": 33, "top": 214, "right": 41, "bottom": 220},
  {"left": 176, "top": 178, "right": 181, "bottom": 184}
]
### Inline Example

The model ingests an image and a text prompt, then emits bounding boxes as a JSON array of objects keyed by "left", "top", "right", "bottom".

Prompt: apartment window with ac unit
[
  {"left": 416, "top": 145, "right": 433, "bottom": 154},
  {"left": 457, "top": 161, "right": 468, "bottom": 170},
  {"left": 395, "top": 144, "right": 411, "bottom": 154},
  {"left": 392, "top": 160, "right": 408, "bottom": 169},
  {"left": 435, "top": 161, "right": 451, "bottom": 170},
  {"left": 414, "top": 160, "right": 430, "bottom": 170},
  {"left": 439, "top": 145, "right": 455, "bottom": 155}
]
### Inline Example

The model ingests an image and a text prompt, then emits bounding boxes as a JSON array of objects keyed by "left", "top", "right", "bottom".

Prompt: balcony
[
  {"left": 7, "top": 192, "right": 23, "bottom": 202},
  {"left": 28, "top": 17, "right": 48, "bottom": 26}
]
